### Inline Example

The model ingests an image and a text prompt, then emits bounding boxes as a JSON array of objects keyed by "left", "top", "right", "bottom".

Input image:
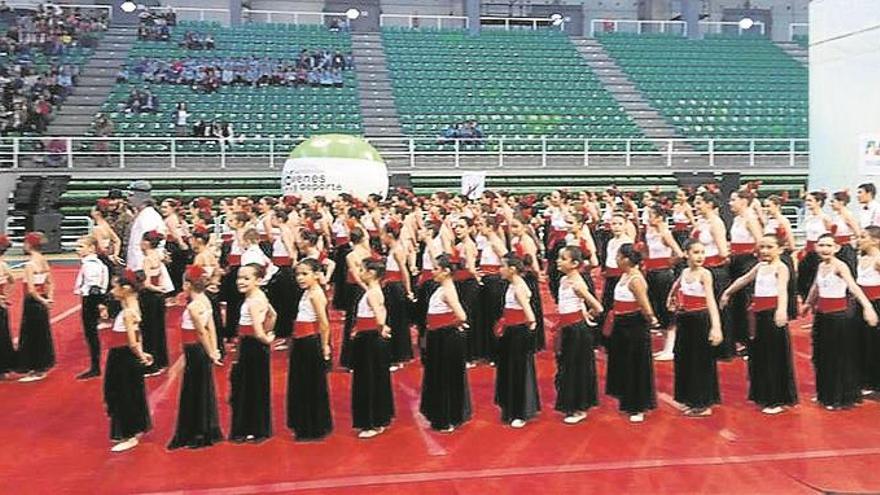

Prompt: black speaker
[
  {"left": 674, "top": 171, "right": 715, "bottom": 190},
  {"left": 35, "top": 176, "right": 70, "bottom": 212},
  {"left": 718, "top": 172, "right": 741, "bottom": 227},
  {"left": 29, "top": 213, "right": 64, "bottom": 254},
  {"left": 388, "top": 173, "right": 413, "bottom": 193},
  {"left": 12, "top": 176, "right": 42, "bottom": 213}
]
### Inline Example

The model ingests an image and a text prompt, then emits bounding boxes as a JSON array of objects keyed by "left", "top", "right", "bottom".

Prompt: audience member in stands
[
  {"left": 174, "top": 102, "right": 189, "bottom": 137},
  {"left": 93, "top": 113, "right": 113, "bottom": 165}
]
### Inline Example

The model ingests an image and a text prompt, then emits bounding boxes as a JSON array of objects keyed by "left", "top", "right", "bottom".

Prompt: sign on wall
[{"left": 282, "top": 134, "right": 389, "bottom": 200}]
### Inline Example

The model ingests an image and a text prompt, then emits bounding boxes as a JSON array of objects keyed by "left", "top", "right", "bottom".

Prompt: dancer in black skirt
[
  {"left": 220, "top": 210, "right": 248, "bottom": 344},
  {"left": 668, "top": 240, "right": 722, "bottom": 416},
  {"left": 330, "top": 208, "right": 353, "bottom": 311},
  {"left": 287, "top": 258, "right": 333, "bottom": 441},
  {"left": 644, "top": 205, "right": 682, "bottom": 362},
  {"left": 495, "top": 254, "right": 541, "bottom": 428},
  {"left": 168, "top": 265, "right": 224, "bottom": 449},
  {"left": 229, "top": 263, "right": 277, "bottom": 442},
  {"left": 420, "top": 254, "right": 472, "bottom": 432},
  {"left": 192, "top": 224, "right": 225, "bottom": 357},
  {"left": 0, "top": 236, "right": 16, "bottom": 380},
  {"left": 605, "top": 243, "right": 659, "bottom": 423},
  {"left": 414, "top": 220, "right": 449, "bottom": 360},
  {"left": 722, "top": 234, "right": 797, "bottom": 414},
  {"left": 671, "top": 188, "right": 695, "bottom": 251},
  {"left": 806, "top": 234, "right": 878, "bottom": 410},
  {"left": 692, "top": 191, "right": 733, "bottom": 359},
  {"left": 450, "top": 216, "right": 482, "bottom": 365},
  {"left": 858, "top": 227, "right": 880, "bottom": 394},
  {"left": 830, "top": 190, "right": 860, "bottom": 276},
  {"left": 544, "top": 189, "right": 571, "bottom": 302},
  {"left": 797, "top": 191, "right": 831, "bottom": 300},
  {"left": 382, "top": 220, "right": 415, "bottom": 370},
  {"left": 340, "top": 228, "right": 372, "bottom": 369},
  {"left": 508, "top": 214, "right": 546, "bottom": 352},
  {"left": 764, "top": 195, "right": 799, "bottom": 320},
  {"left": 267, "top": 208, "right": 298, "bottom": 351},
  {"left": 161, "top": 198, "right": 192, "bottom": 296},
  {"left": 17, "top": 232, "right": 55, "bottom": 382},
  {"left": 475, "top": 216, "right": 508, "bottom": 364},
  {"left": 727, "top": 189, "right": 763, "bottom": 356},
  {"left": 554, "top": 246, "right": 604, "bottom": 424},
  {"left": 350, "top": 258, "right": 395, "bottom": 439},
  {"left": 139, "top": 230, "right": 173, "bottom": 376},
  {"left": 104, "top": 271, "right": 153, "bottom": 452}
]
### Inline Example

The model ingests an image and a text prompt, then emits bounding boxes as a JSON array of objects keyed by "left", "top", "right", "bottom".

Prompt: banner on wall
[
  {"left": 282, "top": 134, "right": 389, "bottom": 200},
  {"left": 859, "top": 134, "right": 880, "bottom": 176},
  {"left": 461, "top": 172, "right": 486, "bottom": 200}
]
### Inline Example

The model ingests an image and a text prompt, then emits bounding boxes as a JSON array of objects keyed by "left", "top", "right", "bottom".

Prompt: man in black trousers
[{"left": 74, "top": 235, "right": 109, "bottom": 379}]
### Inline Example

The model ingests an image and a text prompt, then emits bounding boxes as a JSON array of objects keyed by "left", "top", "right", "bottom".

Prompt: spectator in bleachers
[
  {"left": 174, "top": 102, "right": 189, "bottom": 137},
  {"left": 319, "top": 69, "right": 333, "bottom": 87},
  {"left": 138, "top": 9, "right": 173, "bottom": 41},
  {"left": 331, "top": 68, "right": 343, "bottom": 87},
  {"left": 93, "top": 112, "right": 113, "bottom": 166}
]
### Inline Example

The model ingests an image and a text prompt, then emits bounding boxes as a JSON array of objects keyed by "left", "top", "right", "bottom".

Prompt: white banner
[
  {"left": 859, "top": 134, "right": 880, "bottom": 176},
  {"left": 461, "top": 172, "right": 486, "bottom": 200}
]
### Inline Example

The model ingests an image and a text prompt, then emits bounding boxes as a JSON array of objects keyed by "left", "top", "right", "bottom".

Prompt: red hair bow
[
  {"left": 304, "top": 218, "right": 316, "bottom": 233},
  {"left": 144, "top": 230, "right": 164, "bottom": 243},
  {"left": 194, "top": 197, "right": 213, "bottom": 209},
  {"left": 193, "top": 224, "right": 209, "bottom": 235},
  {"left": 283, "top": 195, "right": 301, "bottom": 207},
  {"left": 0, "top": 234, "right": 10, "bottom": 250},
  {"left": 23, "top": 232, "right": 42, "bottom": 247},
  {"left": 96, "top": 198, "right": 111, "bottom": 211},
  {"left": 122, "top": 269, "right": 139, "bottom": 286},
  {"left": 185, "top": 264, "right": 205, "bottom": 281}
]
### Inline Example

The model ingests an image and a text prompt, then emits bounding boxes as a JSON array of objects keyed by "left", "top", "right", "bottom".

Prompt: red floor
[{"left": 2, "top": 265, "right": 880, "bottom": 494}]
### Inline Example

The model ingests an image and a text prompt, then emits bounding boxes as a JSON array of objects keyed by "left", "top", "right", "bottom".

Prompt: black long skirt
[
  {"left": 475, "top": 274, "right": 504, "bottom": 362},
  {"left": 813, "top": 310, "right": 862, "bottom": 408},
  {"left": 594, "top": 228, "right": 611, "bottom": 267},
  {"left": 104, "top": 346, "right": 151, "bottom": 441},
  {"left": 523, "top": 272, "right": 545, "bottom": 351},
  {"left": 168, "top": 344, "right": 223, "bottom": 449},
  {"left": 167, "top": 242, "right": 192, "bottom": 295},
  {"left": 606, "top": 312, "right": 656, "bottom": 414},
  {"left": 138, "top": 290, "right": 168, "bottom": 373},
  {"left": 0, "top": 305, "right": 17, "bottom": 373},
  {"left": 729, "top": 254, "right": 758, "bottom": 347},
  {"left": 339, "top": 284, "right": 364, "bottom": 369},
  {"left": 229, "top": 336, "right": 272, "bottom": 441},
  {"left": 749, "top": 310, "right": 798, "bottom": 408},
  {"left": 708, "top": 264, "right": 735, "bottom": 360},
  {"left": 351, "top": 330, "right": 395, "bottom": 430},
  {"left": 797, "top": 251, "right": 820, "bottom": 300},
  {"left": 547, "top": 242, "right": 565, "bottom": 304},
  {"left": 384, "top": 281, "right": 413, "bottom": 364},
  {"left": 646, "top": 268, "right": 675, "bottom": 329},
  {"left": 420, "top": 326, "right": 472, "bottom": 430},
  {"left": 207, "top": 290, "right": 225, "bottom": 357},
  {"left": 781, "top": 253, "right": 799, "bottom": 319},
  {"left": 413, "top": 278, "right": 437, "bottom": 360},
  {"left": 268, "top": 266, "right": 297, "bottom": 339},
  {"left": 17, "top": 295, "right": 54, "bottom": 373},
  {"left": 673, "top": 311, "right": 721, "bottom": 409},
  {"left": 221, "top": 267, "right": 242, "bottom": 340},
  {"left": 287, "top": 335, "right": 333, "bottom": 440},
  {"left": 495, "top": 324, "right": 541, "bottom": 422},
  {"left": 554, "top": 321, "right": 598, "bottom": 414},
  {"left": 598, "top": 274, "right": 619, "bottom": 342},
  {"left": 455, "top": 277, "right": 481, "bottom": 361},
  {"left": 331, "top": 244, "right": 352, "bottom": 310},
  {"left": 862, "top": 299, "right": 880, "bottom": 391}
]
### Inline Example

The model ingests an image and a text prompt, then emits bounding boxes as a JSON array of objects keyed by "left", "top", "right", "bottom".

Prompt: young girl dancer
[
  {"left": 668, "top": 240, "right": 722, "bottom": 416},
  {"left": 797, "top": 191, "right": 831, "bottom": 300},
  {"left": 858, "top": 227, "right": 880, "bottom": 395},
  {"left": 420, "top": 254, "right": 472, "bottom": 432},
  {"left": 168, "top": 265, "right": 223, "bottom": 449},
  {"left": 599, "top": 213, "right": 633, "bottom": 337},
  {"left": 382, "top": 221, "right": 415, "bottom": 370},
  {"left": 692, "top": 191, "right": 732, "bottom": 359},
  {"left": 722, "top": 234, "right": 798, "bottom": 414},
  {"left": 0, "top": 236, "right": 16, "bottom": 380},
  {"left": 508, "top": 214, "right": 545, "bottom": 351},
  {"left": 830, "top": 190, "right": 860, "bottom": 276},
  {"left": 451, "top": 216, "right": 481, "bottom": 365},
  {"left": 267, "top": 208, "right": 298, "bottom": 350},
  {"left": 476, "top": 216, "right": 508, "bottom": 364},
  {"left": 18, "top": 232, "right": 55, "bottom": 382},
  {"left": 350, "top": 258, "right": 395, "bottom": 439},
  {"left": 554, "top": 246, "right": 604, "bottom": 424},
  {"left": 644, "top": 205, "right": 682, "bottom": 362},
  {"left": 104, "top": 271, "right": 153, "bottom": 452},
  {"left": 727, "top": 189, "right": 763, "bottom": 355},
  {"left": 139, "top": 230, "right": 173, "bottom": 376},
  {"left": 605, "top": 243, "right": 658, "bottom": 423},
  {"left": 495, "top": 254, "right": 541, "bottom": 428},
  {"left": 229, "top": 263, "right": 277, "bottom": 442},
  {"left": 287, "top": 258, "right": 333, "bottom": 441}
]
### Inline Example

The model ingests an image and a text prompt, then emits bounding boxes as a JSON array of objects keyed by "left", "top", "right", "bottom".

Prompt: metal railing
[
  {"left": 0, "top": 136, "right": 809, "bottom": 171},
  {"left": 146, "top": 6, "right": 231, "bottom": 25},
  {"left": 590, "top": 19, "right": 687, "bottom": 37},
  {"left": 4, "top": 215, "right": 93, "bottom": 250},
  {"left": 699, "top": 20, "right": 766, "bottom": 36},
  {"left": 789, "top": 22, "right": 809, "bottom": 42},
  {"left": 379, "top": 13, "right": 470, "bottom": 30},
  {"left": 243, "top": 10, "right": 347, "bottom": 26}
]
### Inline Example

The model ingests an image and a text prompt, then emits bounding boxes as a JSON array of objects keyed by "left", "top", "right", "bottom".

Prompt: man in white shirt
[
  {"left": 74, "top": 236, "right": 109, "bottom": 379},
  {"left": 126, "top": 180, "right": 166, "bottom": 270},
  {"left": 857, "top": 183, "right": 880, "bottom": 228}
]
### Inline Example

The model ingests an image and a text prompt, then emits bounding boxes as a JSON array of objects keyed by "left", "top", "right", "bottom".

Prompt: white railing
[
  {"left": 8, "top": 2, "right": 113, "bottom": 19},
  {"left": 789, "top": 22, "right": 808, "bottom": 42},
  {"left": 0, "top": 136, "right": 809, "bottom": 171},
  {"left": 699, "top": 20, "right": 766, "bottom": 36},
  {"left": 243, "top": 10, "right": 348, "bottom": 26},
  {"left": 379, "top": 14, "right": 469, "bottom": 30},
  {"left": 147, "top": 6, "right": 232, "bottom": 25},
  {"left": 590, "top": 19, "right": 687, "bottom": 37},
  {"left": 4, "top": 215, "right": 93, "bottom": 250},
  {"left": 479, "top": 16, "right": 564, "bottom": 31}
]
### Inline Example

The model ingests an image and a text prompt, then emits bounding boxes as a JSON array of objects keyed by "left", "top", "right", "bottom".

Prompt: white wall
[{"left": 809, "top": 0, "right": 880, "bottom": 190}]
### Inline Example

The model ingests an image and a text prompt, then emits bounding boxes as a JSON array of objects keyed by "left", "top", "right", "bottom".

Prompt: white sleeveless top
[
  {"left": 295, "top": 294, "right": 318, "bottom": 322},
  {"left": 428, "top": 287, "right": 452, "bottom": 315},
  {"left": 239, "top": 299, "right": 253, "bottom": 325},
  {"left": 271, "top": 228, "right": 289, "bottom": 257},
  {"left": 331, "top": 218, "right": 349, "bottom": 239},
  {"left": 833, "top": 214, "right": 854, "bottom": 237},
  {"left": 672, "top": 208, "right": 688, "bottom": 224},
  {"left": 614, "top": 275, "right": 637, "bottom": 302},
  {"left": 696, "top": 219, "right": 720, "bottom": 257},
  {"left": 422, "top": 235, "right": 442, "bottom": 271},
  {"left": 857, "top": 258, "right": 880, "bottom": 286},
  {"left": 803, "top": 213, "right": 827, "bottom": 241},
  {"left": 679, "top": 270, "right": 706, "bottom": 298},
  {"left": 182, "top": 304, "right": 211, "bottom": 331},
  {"left": 549, "top": 208, "right": 567, "bottom": 229},
  {"left": 605, "top": 237, "right": 626, "bottom": 268},
  {"left": 504, "top": 284, "right": 526, "bottom": 309},
  {"left": 480, "top": 237, "right": 502, "bottom": 266},
  {"left": 764, "top": 217, "right": 780, "bottom": 235},
  {"left": 816, "top": 268, "right": 847, "bottom": 298},
  {"left": 32, "top": 270, "right": 48, "bottom": 285},
  {"left": 558, "top": 276, "right": 585, "bottom": 314},
  {"left": 356, "top": 293, "right": 375, "bottom": 318},
  {"left": 645, "top": 228, "right": 672, "bottom": 259},
  {"left": 229, "top": 238, "right": 243, "bottom": 256},
  {"left": 730, "top": 216, "right": 756, "bottom": 243},
  {"left": 112, "top": 311, "right": 127, "bottom": 333},
  {"left": 754, "top": 263, "right": 779, "bottom": 297},
  {"left": 242, "top": 245, "right": 279, "bottom": 283},
  {"left": 386, "top": 250, "right": 400, "bottom": 271}
]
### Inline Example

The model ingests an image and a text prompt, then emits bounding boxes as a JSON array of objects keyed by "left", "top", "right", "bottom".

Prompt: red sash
[
  {"left": 861, "top": 285, "right": 880, "bottom": 301},
  {"left": 673, "top": 222, "right": 690, "bottom": 232},
  {"left": 750, "top": 296, "right": 778, "bottom": 312},
  {"left": 106, "top": 331, "right": 129, "bottom": 348},
  {"left": 480, "top": 264, "right": 501, "bottom": 275},
  {"left": 816, "top": 297, "right": 847, "bottom": 314},
  {"left": 272, "top": 256, "right": 292, "bottom": 267},
  {"left": 603, "top": 267, "right": 622, "bottom": 278},
  {"left": 835, "top": 235, "right": 852, "bottom": 246},
  {"left": 453, "top": 269, "right": 475, "bottom": 282},
  {"left": 418, "top": 269, "right": 433, "bottom": 286},
  {"left": 500, "top": 308, "right": 529, "bottom": 327},
  {"left": 730, "top": 243, "right": 756, "bottom": 255},
  {"left": 613, "top": 299, "right": 640, "bottom": 315},
  {"left": 238, "top": 324, "right": 255, "bottom": 337},
  {"left": 227, "top": 254, "right": 242, "bottom": 267},
  {"left": 334, "top": 236, "right": 349, "bottom": 246},
  {"left": 293, "top": 321, "right": 318, "bottom": 338},
  {"left": 180, "top": 330, "right": 200, "bottom": 345},
  {"left": 427, "top": 312, "right": 459, "bottom": 331},
  {"left": 384, "top": 271, "right": 403, "bottom": 283},
  {"left": 643, "top": 257, "right": 671, "bottom": 271},
  {"left": 354, "top": 317, "right": 378, "bottom": 333},
  {"left": 558, "top": 312, "right": 585, "bottom": 327},
  {"left": 704, "top": 255, "right": 725, "bottom": 268},
  {"left": 679, "top": 293, "right": 708, "bottom": 312}
]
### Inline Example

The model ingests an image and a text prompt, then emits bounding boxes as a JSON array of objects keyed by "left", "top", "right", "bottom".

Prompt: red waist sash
[
  {"left": 418, "top": 269, "right": 433, "bottom": 286},
  {"left": 227, "top": 254, "right": 241, "bottom": 267},
  {"left": 238, "top": 324, "right": 255, "bottom": 337},
  {"left": 354, "top": 317, "right": 378, "bottom": 333},
  {"left": 558, "top": 311, "right": 585, "bottom": 327},
  {"left": 384, "top": 271, "right": 403, "bottom": 283},
  {"left": 427, "top": 312, "right": 459, "bottom": 331},
  {"left": 817, "top": 297, "right": 847, "bottom": 314},
  {"left": 730, "top": 243, "right": 756, "bottom": 255},
  {"left": 272, "top": 256, "right": 292, "bottom": 267},
  {"left": 293, "top": 321, "right": 318, "bottom": 338},
  {"left": 673, "top": 222, "right": 690, "bottom": 232},
  {"left": 453, "top": 269, "right": 475, "bottom": 282},
  {"left": 613, "top": 299, "right": 640, "bottom": 315},
  {"left": 678, "top": 293, "right": 708, "bottom": 312},
  {"left": 704, "top": 255, "right": 725, "bottom": 268},
  {"left": 861, "top": 285, "right": 880, "bottom": 301},
  {"left": 643, "top": 257, "right": 671, "bottom": 271},
  {"left": 480, "top": 264, "right": 501, "bottom": 275},
  {"left": 750, "top": 296, "right": 778, "bottom": 312},
  {"left": 106, "top": 331, "right": 129, "bottom": 348},
  {"left": 835, "top": 235, "right": 852, "bottom": 245},
  {"left": 603, "top": 267, "right": 622, "bottom": 278},
  {"left": 500, "top": 308, "right": 529, "bottom": 327},
  {"left": 180, "top": 330, "right": 200, "bottom": 345}
]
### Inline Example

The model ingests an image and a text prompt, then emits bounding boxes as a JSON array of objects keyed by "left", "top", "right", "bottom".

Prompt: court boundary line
[{"left": 137, "top": 446, "right": 880, "bottom": 495}]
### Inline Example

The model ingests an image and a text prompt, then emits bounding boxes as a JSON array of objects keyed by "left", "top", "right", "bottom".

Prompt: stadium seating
[
  {"left": 98, "top": 21, "right": 362, "bottom": 152},
  {"left": 382, "top": 27, "right": 645, "bottom": 152},
  {"left": 597, "top": 33, "right": 807, "bottom": 151}
]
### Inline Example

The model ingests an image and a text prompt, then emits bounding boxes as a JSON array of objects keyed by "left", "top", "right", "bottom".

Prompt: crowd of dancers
[{"left": 2, "top": 179, "right": 880, "bottom": 452}]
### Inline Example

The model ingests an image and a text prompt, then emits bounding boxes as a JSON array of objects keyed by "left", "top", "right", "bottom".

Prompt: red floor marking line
[
  {"left": 136, "top": 447, "right": 880, "bottom": 495},
  {"left": 396, "top": 381, "right": 448, "bottom": 457},
  {"left": 657, "top": 391, "right": 683, "bottom": 411},
  {"left": 147, "top": 356, "right": 185, "bottom": 412},
  {"left": 50, "top": 304, "right": 81, "bottom": 324}
]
